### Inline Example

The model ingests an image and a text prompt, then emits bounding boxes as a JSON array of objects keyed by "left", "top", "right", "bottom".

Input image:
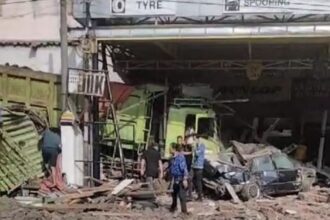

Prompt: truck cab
[
  {"left": 102, "top": 86, "right": 224, "bottom": 162},
  {"left": 164, "top": 98, "right": 224, "bottom": 160}
]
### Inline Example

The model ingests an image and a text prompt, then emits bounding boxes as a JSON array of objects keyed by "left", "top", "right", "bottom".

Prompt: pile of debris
[
  {"left": 203, "top": 140, "right": 316, "bottom": 202},
  {"left": 2, "top": 185, "right": 330, "bottom": 220},
  {"left": 19, "top": 179, "right": 169, "bottom": 213}
]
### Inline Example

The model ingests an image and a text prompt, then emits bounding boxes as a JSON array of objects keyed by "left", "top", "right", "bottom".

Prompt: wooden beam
[{"left": 317, "top": 110, "right": 328, "bottom": 169}]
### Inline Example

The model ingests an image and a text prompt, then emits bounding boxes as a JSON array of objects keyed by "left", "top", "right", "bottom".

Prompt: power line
[{"left": 0, "top": 0, "right": 51, "bottom": 6}]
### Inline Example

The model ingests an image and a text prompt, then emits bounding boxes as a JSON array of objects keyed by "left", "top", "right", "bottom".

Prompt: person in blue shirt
[
  {"left": 192, "top": 135, "right": 205, "bottom": 201},
  {"left": 170, "top": 144, "right": 189, "bottom": 214}
]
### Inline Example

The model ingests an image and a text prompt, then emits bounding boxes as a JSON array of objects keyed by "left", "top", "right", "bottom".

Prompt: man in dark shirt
[
  {"left": 141, "top": 142, "right": 163, "bottom": 190},
  {"left": 42, "top": 128, "right": 61, "bottom": 188}
]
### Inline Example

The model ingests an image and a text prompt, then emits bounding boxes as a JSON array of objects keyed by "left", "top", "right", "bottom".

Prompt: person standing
[
  {"left": 192, "top": 135, "right": 205, "bottom": 201},
  {"left": 170, "top": 144, "right": 189, "bottom": 214},
  {"left": 42, "top": 128, "right": 62, "bottom": 188},
  {"left": 183, "top": 143, "right": 193, "bottom": 200},
  {"left": 185, "top": 126, "right": 195, "bottom": 146},
  {"left": 140, "top": 141, "right": 163, "bottom": 190}
]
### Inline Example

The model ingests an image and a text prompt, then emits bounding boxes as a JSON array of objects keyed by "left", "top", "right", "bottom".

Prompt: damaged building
[
  {"left": 2, "top": 0, "right": 330, "bottom": 219},
  {"left": 69, "top": 0, "right": 330, "bottom": 179}
]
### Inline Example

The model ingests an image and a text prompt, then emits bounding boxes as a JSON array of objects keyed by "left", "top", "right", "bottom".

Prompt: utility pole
[
  {"left": 60, "top": 0, "right": 68, "bottom": 111},
  {"left": 83, "top": 0, "right": 93, "bottom": 186}
]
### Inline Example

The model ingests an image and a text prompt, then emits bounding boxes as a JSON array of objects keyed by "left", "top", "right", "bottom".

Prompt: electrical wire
[{"left": 0, "top": 0, "right": 51, "bottom": 6}]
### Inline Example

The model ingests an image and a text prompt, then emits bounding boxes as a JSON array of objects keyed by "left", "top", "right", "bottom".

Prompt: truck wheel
[{"left": 241, "top": 183, "right": 260, "bottom": 201}]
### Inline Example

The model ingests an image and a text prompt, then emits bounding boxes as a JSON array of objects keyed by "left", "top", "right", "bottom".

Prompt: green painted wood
[
  {"left": 0, "top": 108, "right": 43, "bottom": 193},
  {"left": 0, "top": 65, "right": 61, "bottom": 127}
]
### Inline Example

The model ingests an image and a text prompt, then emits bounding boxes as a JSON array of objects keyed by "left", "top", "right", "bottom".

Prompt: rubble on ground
[{"left": 1, "top": 186, "right": 330, "bottom": 220}]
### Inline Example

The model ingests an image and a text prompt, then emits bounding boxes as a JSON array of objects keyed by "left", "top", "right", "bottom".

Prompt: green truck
[
  {"left": 0, "top": 65, "right": 61, "bottom": 127},
  {"left": 102, "top": 84, "right": 224, "bottom": 160}
]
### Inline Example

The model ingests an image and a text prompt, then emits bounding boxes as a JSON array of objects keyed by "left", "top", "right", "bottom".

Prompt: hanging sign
[
  {"left": 68, "top": 69, "right": 106, "bottom": 97},
  {"left": 224, "top": 0, "right": 291, "bottom": 13},
  {"left": 215, "top": 79, "right": 291, "bottom": 102},
  {"left": 293, "top": 79, "right": 330, "bottom": 99}
]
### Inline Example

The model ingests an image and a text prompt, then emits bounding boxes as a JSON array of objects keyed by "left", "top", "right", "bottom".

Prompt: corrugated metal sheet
[{"left": 0, "top": 107, "right": 43, "bottom": 193}]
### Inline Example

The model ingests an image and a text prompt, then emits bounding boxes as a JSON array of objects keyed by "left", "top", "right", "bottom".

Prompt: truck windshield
[{"left": 197, "top": 117, "right": 214, "bottom": 137}]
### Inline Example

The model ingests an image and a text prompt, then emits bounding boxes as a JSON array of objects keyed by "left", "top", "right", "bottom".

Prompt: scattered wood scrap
[
  {"left": 90, "top": 212, "right": 143, "bottom": 217},
  {"left": 34, "top": 203, "right": 114, "bottom": 212},
  {"left": 112, "top": 179, "right": 135, "bottom": 196},
  {"left": 30, "top": 178, "right": 169, "bottom": 214},
  {"left": 224, "top": 182, "right": 242, "bottom": 204}
]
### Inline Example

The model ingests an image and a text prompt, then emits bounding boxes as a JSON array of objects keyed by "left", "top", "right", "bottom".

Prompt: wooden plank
[
  {"left": 224, "top": 182, "right": 242, "bottom": 204},
  {"left": 90, "top": 212, "right": 142, "bottom": 217},
  {"left": 111, "top": 179, "right": 134, "bottom": 196},
  {"left": 32, "top": 203, "right": 113, "bottom": 212},
  {"left": 59, "top": 185, "right": 114, "bottom": 201}
]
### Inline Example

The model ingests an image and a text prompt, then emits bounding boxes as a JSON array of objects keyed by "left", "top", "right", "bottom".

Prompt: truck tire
[{"left": 241, "top": 182, "right": 260, "bottom": 201}]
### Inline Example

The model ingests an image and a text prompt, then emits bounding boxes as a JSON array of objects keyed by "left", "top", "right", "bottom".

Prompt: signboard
[
  {"left": 223, "top": 0, "right": 329, "bottom": 14},
  {"left": 214, "top": 79, "right": 291, "bottom": 102},
  {"left": 293, "top": 79, "right": 330, "bottom": 99},
  {"left": 68, "top": 69, "right": 106, "bottom": 97},
  {"left": 73, "top": 0, "right": 330, "bottom": 19},
  {"left": 110, "top": 0, "right": 176, "bottom": 16}
]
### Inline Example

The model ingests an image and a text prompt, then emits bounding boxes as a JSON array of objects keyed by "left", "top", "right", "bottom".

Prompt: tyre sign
[{"left": 110, "top": 0, "right": 176, "bottom": 16}]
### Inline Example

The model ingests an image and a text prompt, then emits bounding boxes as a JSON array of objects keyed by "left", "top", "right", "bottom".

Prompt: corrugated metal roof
[{"left": 0, "top": 107, "right": 43, "bottom": 193}]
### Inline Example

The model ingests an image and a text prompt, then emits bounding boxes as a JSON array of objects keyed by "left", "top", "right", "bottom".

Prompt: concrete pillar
[{"left": 61, "top": 111, "right": 84, "bottom": 186}]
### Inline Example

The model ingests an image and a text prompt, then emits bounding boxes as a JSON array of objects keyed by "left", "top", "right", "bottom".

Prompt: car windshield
[
  {"left": 251, "top": 156, "right": 275, "bottom": 172},
  {"left": 272, "top": 154, "right": 295, "bottom": 170}
]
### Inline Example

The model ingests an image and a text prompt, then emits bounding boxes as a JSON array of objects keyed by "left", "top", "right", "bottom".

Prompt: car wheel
[{"left": 241, "top": 182, "right": 260, "bottom": 201}]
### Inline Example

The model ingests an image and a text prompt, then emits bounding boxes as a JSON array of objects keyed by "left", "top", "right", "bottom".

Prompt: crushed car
[{"left": 203, "top": 141, "right": 316, "bottom": 201}]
